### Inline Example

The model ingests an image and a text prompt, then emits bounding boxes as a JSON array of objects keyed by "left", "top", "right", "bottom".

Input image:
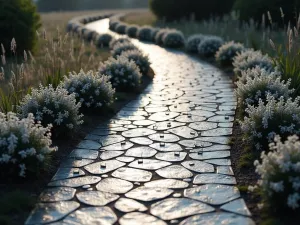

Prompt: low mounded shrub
[
  {"left": 116, "top": 23, "right": 127, "bottom": 34},
  {"left": 198, "top": 36, "right": 224, "bottom": 58},
  {"left": 162, "top": 30, "right": 185, "bottom": 48},
  {"left": 233, "top": 49, "right": 274, "bottom": 76},
  {"left": 216, "top": 41, "right": 245, "bottom": 67},
  {"left": 18, "top": 85, "right": 83, "bottom": 137},
  {"left": 109, "top": 38, "right": 131, "bottom": 49},
  {"left": 96, "top": 33, "right": 113, "bottom": 47},
  {"left": 83, "top": 29, "right": 97, "bottom": 42},
  {"left": 126, "top": 25, "right": 139, "bottom": 38},
  {"left": 0, "top": 112, "right": 56, "bottom": 178},
  {"left": 236, "top": 69, "right": 293, "bottom": 107},
  {"left": 252, "top": 135, "right": 300, "bottom": 210},
  {"left": 109, "top": 20, "right": 119, "bottom": 31},
  {"left": 62, "top": 70, "right": 115, "bottom": 109},
  {"left": 120, "top": 50, "right": 151, "bottom": 74},
  {"left": 186, "top": 34, "right": 205, "bottom": 53},
  {"left": 155, "top": 29, "right": 171, "bottom": 45},
  {"left": 151, "top": 28, "right": 160, "bottom": 41},
  {"left": 240, "top": 95, "right": 300, "bottom": 150},
  {"left": 137, "top": 26, "right": 154, "bottom": 41},
  {"left": 99, "top": 56, "right": 142, "bottom": 91},
  {"left": 111, "top": 42, "right": 139, "bottom": 58}
]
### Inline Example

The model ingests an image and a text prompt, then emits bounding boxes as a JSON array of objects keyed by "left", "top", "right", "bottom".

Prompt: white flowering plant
[
  {"left": 120, "top": 50, "right": 151, "bottom": 75},
  {"left": 0, "top": 112, "right": 57, "bottom": 178},
  {"left": 96, "top": 33, "right": 113, "bottom": 47},
  {"left": 62, "top": 70, "right": 115, "bottom": 110},
  {"left": 233, "top": 49, "right": 274, "bottom": 76},
  {"left": 99, "top": 56, "right": 142, "bottom": 91},
  {"left": 111, "top": 42, "right": 139, "bottom": 58},
  {"left": 109, "top": 37, "right": 132, "bottom": 49},
  {"left": 116, "top": 23, "right": 127, "bottom": 34},
  {"left": 137, "top": 26, "right": 154, "bottom": 41},
  {"left": 240, "top": 95, "right": 300, "bottom": 151},
  {"left": 18, "top": 85, "right": 83, "bottom": 137},
  {"left": 251, "top": 135, "right": 300, "bottom": 211},
  {"left": 126, "top": 25, "right": 139, "bottom": 38},
  {"left": 186, "top": 34, "right": 205, "bottom": 53},
  {"left": 236, "top": 69, "right": 293, "bottom": 107},
  {"left": 198, "top": 36, "right": 224, "bottom": 58},
  {"left": 162, "top": 30, "right": 185, "bottom": 48},
  {"left": 216, "top": 41, "right": 245, "bottom": 67}
]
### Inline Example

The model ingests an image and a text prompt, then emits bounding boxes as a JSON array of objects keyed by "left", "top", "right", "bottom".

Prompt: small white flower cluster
[
  {"left": 233, "top": 49, "right": 274, "bottom": 76},
  {"left": 162, "top": 30, "right": 185, "bottom": 48},
  {"left": 96, "top": 33, "right": 113, "bottom": 47},
  {"left": 137, "top": 26, "right": 154, "bottom": 41},
  {"left": 236, "top": 68, "right": 293, "bottom": 107},
  {"left": 215, "top": 41, "right": 245, "bottom": 66},
  {"left": 0, "top": 112, "right": 57, "bottom": 177},
  {"left": 126, "top": 25, "right": 139, "bottom": 38},
  {"left": 253, "top": 135, "right": 300, "bottom": 210},
  {"left": 198, "top": 36, "right": 224, "bottom": 57},
  {"left": 99, "top": 56, "right": 142, "bottom": 91},
  {"left": 115, "top": 23, "right": 127, "bottom": 34},
  {"left": 120, "top": 50, "right": 151, "bottom": 74},
  {"left": 240, "top": 95, "right": 300, "bottom": 150},
  {"left": 186, "top": 34, "right": 205, "bottom": 53},
  {"left": 111, "top": 42, "right": 139, "bottom": 58},
  {"left": 18, "top": 85, "right": 83, "bottom": 136},
  {"left": 109, "top": 37, "right": 131, "bottom": 49},
  {"left": 62, "top": 70, "right": 115, "bottom": 109},
  {"left": 155, "top": 29, "right": 170, "bottom": 45}
]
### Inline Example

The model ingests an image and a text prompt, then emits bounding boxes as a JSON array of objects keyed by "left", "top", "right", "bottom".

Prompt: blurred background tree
[{"left": 0, "top": 0, "right": 41, "bottom": 55}]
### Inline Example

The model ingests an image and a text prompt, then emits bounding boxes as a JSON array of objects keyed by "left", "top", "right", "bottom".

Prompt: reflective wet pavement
[{"left": 25, "top": 18, "right": 254, "bottom": 225}]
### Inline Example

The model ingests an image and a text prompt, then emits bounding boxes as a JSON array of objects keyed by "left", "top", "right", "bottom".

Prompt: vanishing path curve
[{"left": 25, "top": 18, "right": 255, "bottom": 225}]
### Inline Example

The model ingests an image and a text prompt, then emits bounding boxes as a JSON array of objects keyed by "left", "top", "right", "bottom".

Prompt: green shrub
[
  {"left": 0, "top": 0, "right": 41, "bottom": 54},
  {"left": 149, "top": 0, "right": 234, "bottom": 21},
  {"left": 233, "top": 0, "right": 300, "bottom": 26}
]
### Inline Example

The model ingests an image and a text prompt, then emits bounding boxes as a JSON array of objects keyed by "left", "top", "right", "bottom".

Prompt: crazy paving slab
[{"left": 25, "top": 17, "right": 255, "bottom": 225}]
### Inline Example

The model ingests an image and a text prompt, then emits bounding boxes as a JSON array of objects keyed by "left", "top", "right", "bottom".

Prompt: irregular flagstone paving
[{"left": 25, "top": 18, "right": 254, "bottom": 225}]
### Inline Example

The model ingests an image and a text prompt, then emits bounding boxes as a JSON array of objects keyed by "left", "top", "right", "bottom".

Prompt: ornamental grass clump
[
  {"left": 236, "top": 68, "right": 293, "bottom": 107},
  {"left": 137, "top": 26, "right": 154, "bottom": 41},
  {"left": 252, "top": 135, "right": 300, "bottom": 211},
  {"left": 18, "top": 85, "right": 83, "bottom": 137},
  {"left": 0, "top": 112, "right": 57, "bottom": 178},
  {"left": 111, "top": 42, "right": 139, "bottom": 58},
  {"left": 216, "top": 41, "right": 245, "bottom": 67},
  {"left": 162, "top": 30, "right": 185, "bottom": 48},
  {"left": 62, "top": 70, "right": 115, "bottom": 109},
  {"left": 198, "top": 36, "right": 224, "bottom": 58},
  {"left": 126, "top": 25, "right": 139, "bottom": 38},
  {"left": 99, "top": 56, "right": 142, "bottom": 91},
  {"left": 109, "top": 37, "right": 131, "bottom": 49},
  {"left": 115, "top": 23, "right": 127, "bottom": 34},
  {"left": 96, "top": 33, "right": 113, "bottom": 47},
  {"left": 240, "top": 95, "right": 300, "bottom": 151},
  {"left": 233, "top": 49, "right": 274, "bottom": 76},
  {"left": 186, "top": 34, "right": 205, "bottom": 53},
  {"left": 120, "top": 50, "right": 151, "bottom": 74}
]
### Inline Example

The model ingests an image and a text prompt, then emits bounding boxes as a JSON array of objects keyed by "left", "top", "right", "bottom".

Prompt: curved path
[{"left": 25, "top": 18, "right": 255, "bottom": 225}]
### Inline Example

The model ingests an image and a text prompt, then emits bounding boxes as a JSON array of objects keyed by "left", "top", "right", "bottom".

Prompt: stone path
[{"left": 25, "top": 18, "right": 255, "bottom": 225}]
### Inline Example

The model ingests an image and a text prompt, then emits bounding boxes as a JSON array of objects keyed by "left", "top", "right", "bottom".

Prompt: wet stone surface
[{"left": 27, "top": 18, "right": 254, "bottom": 225}]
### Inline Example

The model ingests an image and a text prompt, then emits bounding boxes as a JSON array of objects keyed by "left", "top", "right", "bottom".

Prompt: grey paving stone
[
  {"left": 155, "top": 152, "right": 187, "bottom": 162},
  {"left": 145, "top": 179, "right": 189, "bottom": 189},
  {"left": 84, "top": 160, "right": 126, "bottom": 175},
  {"left": 148, "top": 133, "right": 180, "bottom": 142},
  {"left": 51, "top": 168, "right": 85, "bottom": 181},
  {"left": 184, "top": 184, "right": 240, "bottom": 205},
  {"left": 119, "top": 212, "right": 167, "bottom": 225},
  {"left": 179, "top": 140, "right": 212, "bottom": 148},
  {"left": 39, "top": 187, "right": 76, "bottom": 202},
  {"left": 150, "top": 142, "right": 183, "bottom": 152},
  {"left": 195, "top": 136, "right": 230, "bottom": 144},
  {"left": 96, "top": 178, "right": 133, "bottom": 194},
  {"left": 150, "top": 198, "right": 215, "bottom": 220},
  {"left": 149, "top": 112, "right": 180, "bottom": 121},
  {"left": 76, "top": 191, "right": 119, "bottom": 206},
  {"left": 208, "top": 116, "right": 234, "bottom": 122},
  {"left": 221, "top": 198, "right": 252, "bottom": 216},
  {"left": 125, "top": 146, "right": 157, "bottom": 158},
  {"left": 133, "top": 120, "right": 156, "bottom": 126},
  {"left": 116, "top": 156, "right": 135, "bottom": 163},
  {"left": 77, "top": 140, "right": 101, "bottom": 150},
  {"left": 125, "top": 186, "right": 173, "bottom": 202},
  {"left": 129, "top": 159, "right": 171, "bottom": 170},
  {"left": 60, "top": 158, "right": 94, "bottom": 168},
  {"left": 62, "top": 207, "right": 117, "bottom": 225},
  {"left": 48, "top": 176, "right": 101, "bottom": 188},
  {"left": 129, "top": 137, "right": 154, "bottom": 145},
  {"left": 122, "top": 128, "right": 157, "bottom": 138},
  {"left": 217, "top": 166, "right": 234, "bottom": 175},
  {"left": 112, "top": 167, "right": 152, "bottom": 182},
  {"left": 156, "top": 165, "right": 193, "bottom": 179},
  {"left": 194, "top": 173, "right": 237, "bottom": 185},
  {"left": 99, "top": 135, "right": 125, "bottom": 146},
  {"left": 68, "top": 149, "right": 98, "bottom": 160},
  {"left": 115, "top": 198, "right": 148, "bottom": 213},
  {"left": 100, "top": 151, "right": 123, "bottom": 160},
  {"left": 201, "top": 128, "right": 233, "bottom": 136},
  {"left": 180, "top": 212, "right": 255, "bottom": 225},
  {"left": 204, "top": 159, "right": 232, "bottom": 166},
  {"left": 168, "top": 126, "right": 198, "bottom": 139},
  {"left": 189, "top": 151, "right": 230, "bottom": 160},
  {"left": 189, "top": 122, "right": 218, "bottom": 131},
  {"left": 25, "top": 201, "right": 80, "bottom": 224},
  {"left": 101, "top": 141, "right": 134, "bottom": 151},
  {"left": 181, "top": 160, "right": 214, "bottom": 173},
  {"left": 174, "top": 115, "right": 206, "bottom": 123},
  {"left": 148, "top": 121, "right": 185, "bottom": 131}
]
